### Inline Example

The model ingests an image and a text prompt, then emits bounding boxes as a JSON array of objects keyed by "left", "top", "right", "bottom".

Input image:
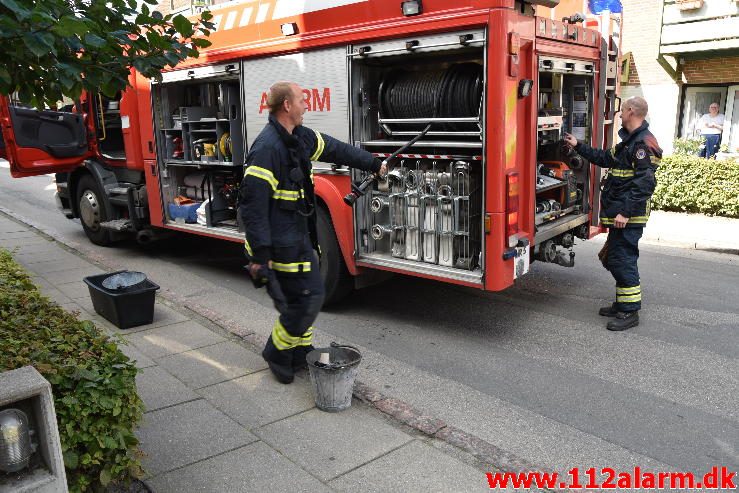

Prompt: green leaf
[
  {"left": 0, "top": 0, "right": 30, "bottom": 20},
  {"left": 100, "top": 468, "right": 112, "bottom": 486},
  {"left": 172, "top": 14, "right": 194, "bottom": 37},
  {"left": 63, "top": 450, "right": 79, "bottom": 469},
  {"left": 84, "top": 33, "right": 107, "bottom": 49}
]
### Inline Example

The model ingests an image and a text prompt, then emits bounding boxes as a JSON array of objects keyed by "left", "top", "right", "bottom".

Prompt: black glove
[
  {"left": 371, "top": 158, "right": 383, "bottom": 174},
  {"left": 246, "top": 264, "right": 288, "bottom": 314}
]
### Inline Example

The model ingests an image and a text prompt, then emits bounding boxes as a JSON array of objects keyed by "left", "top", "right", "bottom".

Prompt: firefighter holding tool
[
  {"left": 239, "top": 81, "right": 386, "bottom": 383},
  {"left": 564, "top": 96, "right": 661, "bottom": 331}
]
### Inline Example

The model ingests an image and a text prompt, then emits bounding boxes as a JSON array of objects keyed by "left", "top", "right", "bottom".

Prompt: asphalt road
[{"left": 2, "top": 165, "right": 738, "bottom": 477}]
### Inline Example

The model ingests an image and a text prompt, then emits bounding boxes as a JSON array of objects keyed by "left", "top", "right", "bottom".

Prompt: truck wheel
[
  {"left": 317, "top": 206, "right": 353, "bottom": 305},
  {"left": 76, "top": 174, "right": 113, "bottom": 246}
]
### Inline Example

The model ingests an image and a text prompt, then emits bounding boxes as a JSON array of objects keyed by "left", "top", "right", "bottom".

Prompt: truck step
[{"left": 100, "top": 219, "right": 135, "bottom": 232}]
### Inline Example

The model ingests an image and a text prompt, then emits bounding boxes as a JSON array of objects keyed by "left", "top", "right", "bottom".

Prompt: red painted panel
[
  {"left": 143, "top": 159, "right": 164, "bottom": 227},
  {"left": 314, "top": 173, "right": 359, "bottom": 275}
]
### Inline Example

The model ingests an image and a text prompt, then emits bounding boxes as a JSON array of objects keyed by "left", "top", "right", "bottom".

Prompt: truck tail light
[{"left": 506, "top": 173, "right": 519, "bottom": 247}]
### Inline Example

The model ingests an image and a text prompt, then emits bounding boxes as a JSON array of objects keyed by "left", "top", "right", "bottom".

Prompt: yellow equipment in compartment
[{"left": 219, "top": 132, "right": 232, "bottom": 161}]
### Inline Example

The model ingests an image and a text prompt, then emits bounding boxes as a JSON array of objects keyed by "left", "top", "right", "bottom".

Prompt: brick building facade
[{"left": 620, "top": 0, "right": 739, "bottom": 154}]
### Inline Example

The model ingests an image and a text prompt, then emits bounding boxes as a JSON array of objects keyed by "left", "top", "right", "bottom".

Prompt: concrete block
[
  {"left": 198, "top": 370, "right": 313, "bottom": 429},
  {"left": 0, "top": 237, "right": 50, "bottom": 248},
  {"left": 0, "top": 222, "right": 27, "bottom": 234},
  {"left": 128, "top": 321, "right": 225, "bottom": 359},
  {"left": 0, "top": 366, "right": 67, "bottom": 492},
  {"left": 135, "top": 366, "right": 199, "bottom": 412},
  {"left": 135, "top": 399, "right": 257, "bottom": 477},
  {"left": 256, "top": 405, "right": 413, "bottom": 481},
  {"left": 329, "top": 440, "right": 488, "bottom": 493},
  {"left": 54, "top": 281, "right": 92, "bottom": 301},
  {"left": 116, "top": 343, "right": 157, "bottom": 369},
  {"left": 43, "top": 267, "right": 105, "bottom": 285},
  {"left": 158, "top": 342, "right": 268, "bottom": 389},
  {"left": 147, "top": 441, "right": 331, "bottom": 493},
  {"left": 27, "top": 258, "right": 91, "bottom": 275}
]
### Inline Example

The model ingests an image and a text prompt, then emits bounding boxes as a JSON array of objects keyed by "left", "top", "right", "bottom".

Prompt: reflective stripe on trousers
[{"left": 606, "top": 227, "right": 644, "bottom": 312}]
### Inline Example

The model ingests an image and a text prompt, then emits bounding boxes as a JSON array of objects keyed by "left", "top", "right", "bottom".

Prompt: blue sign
[{"left": 589, "top": 0, "right": 622, "bottom": 14}]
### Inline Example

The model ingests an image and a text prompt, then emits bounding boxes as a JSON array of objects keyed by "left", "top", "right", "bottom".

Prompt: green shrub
[
  {"left": 672, "top": 136, "right": 704, "bottom": 156},
  {"left": 652, "top": 155, "right": 739, "bottom": 217},
  {"left": 0, "top": 250, "right": 143, "bottom": 492}
]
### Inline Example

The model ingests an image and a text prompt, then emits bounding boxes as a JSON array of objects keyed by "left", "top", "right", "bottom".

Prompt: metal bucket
[{"left": 306, "top": 343, "right": 362, "bottom": 412}]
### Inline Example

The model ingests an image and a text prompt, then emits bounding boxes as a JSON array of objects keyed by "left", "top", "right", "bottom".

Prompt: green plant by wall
[
  {"left": 0, "top": 250, "right": 143, "bottom": 492},
  {"left": 652, "top": 155, "right": 739, "bottom": 218},
  {"left": 672, "top": 137, "right": 705, "bottom": 156}
]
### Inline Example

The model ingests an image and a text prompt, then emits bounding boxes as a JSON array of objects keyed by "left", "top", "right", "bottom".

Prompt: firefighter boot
[
  {"left": 598, "top": 304, "right": 618, "bottom": 317},
  {"left": 607, "top": 311, "right": 639, "bottom": 331},
  {"left": 262, "top": 338, "right": 295, "bottom": 384},
  {"left": 292, "top": 345, "right": 315, "bottom": 371}
]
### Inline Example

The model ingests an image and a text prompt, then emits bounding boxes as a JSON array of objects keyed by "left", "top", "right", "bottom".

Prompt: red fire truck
[{"left": 0, "top": 0, "right": 621, "bottom": 303}]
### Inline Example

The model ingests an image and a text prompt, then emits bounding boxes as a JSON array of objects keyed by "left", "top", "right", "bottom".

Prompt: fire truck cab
[{"left": 0, "top": 0, "right": 621, "bottom": 303}]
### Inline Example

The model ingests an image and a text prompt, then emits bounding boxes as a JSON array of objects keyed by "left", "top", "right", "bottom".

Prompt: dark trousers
[
  {"left": 699, "top": 134, "right": 721, "bottom": 158},
  {"left": 606, "top": 227, "right": 643, "bottom": 312},
  {"left": 262, "top": 248, "right": 324, "bottom": 369}
]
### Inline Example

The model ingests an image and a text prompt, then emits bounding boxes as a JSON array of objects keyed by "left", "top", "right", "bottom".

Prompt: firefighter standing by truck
[
  {"left": 564, "top": 96, "right": 662, "bottom": 331},
  {"left": 239, "top": 81, "right": 386, "bottom": 383}
]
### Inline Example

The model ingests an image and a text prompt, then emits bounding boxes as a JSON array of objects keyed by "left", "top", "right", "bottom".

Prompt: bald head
[
  {"left": 267, "top": 81, "right": 298, "bottom": 115},
  {"left": 624, "top": 96, "right": 648, "bottom": 118}
]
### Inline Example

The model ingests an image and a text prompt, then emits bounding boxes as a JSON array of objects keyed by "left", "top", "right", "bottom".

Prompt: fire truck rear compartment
[
  {"left": 152, "top": 73, "right": 244, "bottom": 236},
  {"left": 534, "top": 58, "right": 596, "bottom": 265},
  {"left": 349, "top": 31, "right": 485, "bottom": 283}
]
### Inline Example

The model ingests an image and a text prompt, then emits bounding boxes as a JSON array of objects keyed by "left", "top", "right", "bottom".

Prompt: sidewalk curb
[
  {"left": 0, "top": 207, "right": 544, "bottom": 478},
  {"left": 641, "top": 236, "right": 739, "bottom": 255}
]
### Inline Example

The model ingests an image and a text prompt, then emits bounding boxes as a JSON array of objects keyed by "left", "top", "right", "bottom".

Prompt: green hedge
[
  {"left": 0, "top": 250, "right": 143, "bottom": 492},
  {"left": 652, "top": 155, "right": 739, "bottom": 218}
]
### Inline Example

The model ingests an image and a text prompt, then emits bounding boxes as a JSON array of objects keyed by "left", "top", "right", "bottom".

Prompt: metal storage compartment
[{"left": 348, "top": 30, "right": 487, "bottom": 283}]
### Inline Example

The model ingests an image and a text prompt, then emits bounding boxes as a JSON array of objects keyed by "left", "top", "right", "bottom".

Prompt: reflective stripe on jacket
[
  {"left": 576, "top": 121, "right": 662, "bottom": 228},
  {"left": 239, "top": 115, "right": 378, "bottom": 264}
]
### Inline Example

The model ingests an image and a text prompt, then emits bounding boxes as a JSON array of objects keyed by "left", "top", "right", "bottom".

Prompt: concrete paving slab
[
  {"left": 27, "top": 258, "right": 92, "bottom": 275},
  {"left": 128, "top": 321, "right": 226, "bottom": 359},
  {"left": 136, "top": 399, "right": 258, "bottom": 477},
  {"left": 329, "top": 440, "right": 488, "bottom": 493},
  {"left": 9, "top": 247, "right": 66, "bottom": 262},
  {"left": 0, "top": 230, "right": 38, "bottom": 239},
  {"left": 147, "top": 441, "right": 330, "bottom": 493},
  {"left": 42, "top": 266, "right": 105, "bottom": 284},
  {"left": 117, "top": 342, "right": 157, "bottom": 369},
  {"left": 37, "top": 285, "right": 72, "bottom": 305},
  {"left": 0, "top": 236, "right": 50, "bottom": 248},
  {"left": 157, "top": 341, "right": 268, "bottom": 389},
  {"left": 0, "top": 222, "right": 28, "bottom": 233},
  {"left": 55, "top": 280, "right": 91, "bottom": 300},
  {"left": 3, "top": 242, "right": 59, "bottom": 255},
  {"left": 135, "top": 365, "right": 199, "bottom": 412},
  {"left": 256, "top": 405, "right": 413, "bottom": 481},
  {"left": 198, "top": 370, "right": 314, "bottom": 429}
]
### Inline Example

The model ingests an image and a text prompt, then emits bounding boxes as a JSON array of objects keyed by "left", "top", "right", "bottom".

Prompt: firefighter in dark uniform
[
  {"left": 564, "top": 96, "right": 662, "bottom": 331},
  {"left": 239, "top": 81, "right": 386, "bottom": 383}
]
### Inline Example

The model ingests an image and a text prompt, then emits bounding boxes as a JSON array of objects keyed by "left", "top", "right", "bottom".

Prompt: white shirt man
[
  {"left": 697, "top": 103, "right": 725, "bottom": 158},
  {"left": 698, "top": 112, "right": 725, "bottom": 135}
]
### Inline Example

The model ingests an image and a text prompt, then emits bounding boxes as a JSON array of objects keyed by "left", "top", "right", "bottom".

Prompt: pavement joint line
[
  {"left": 1, "top": 205, "right": 563, "bottom": 476},
  {"left": 325, "top": 438, "right": 419, "bottom": 483},
  {"left": 191, "top": 368, "right": 272, "bottom": 394},
  {"left": 137, "top": 340, "right": 228, "bottom": 362},
  {"left": 141, "top": 440, "right": 263, "bottom": 486},
  {"left": 249, "top": 401, "right": 317, "bottom": 430},
  {"left": 141, "top": 396, "right": 204, "bottom": 415}
]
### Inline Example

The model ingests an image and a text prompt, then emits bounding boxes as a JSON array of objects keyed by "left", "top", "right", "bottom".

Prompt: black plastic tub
[{"left": 83, "top": 271, "right": 160, "bottom": 329}]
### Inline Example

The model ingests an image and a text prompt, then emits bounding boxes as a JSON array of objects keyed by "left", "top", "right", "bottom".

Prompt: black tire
[
  {"left": 317, "top": 206, "right": 353, "bottom": 306},
  {"left": 76, "top": 174, "right": 114, "bottom": 246}
]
